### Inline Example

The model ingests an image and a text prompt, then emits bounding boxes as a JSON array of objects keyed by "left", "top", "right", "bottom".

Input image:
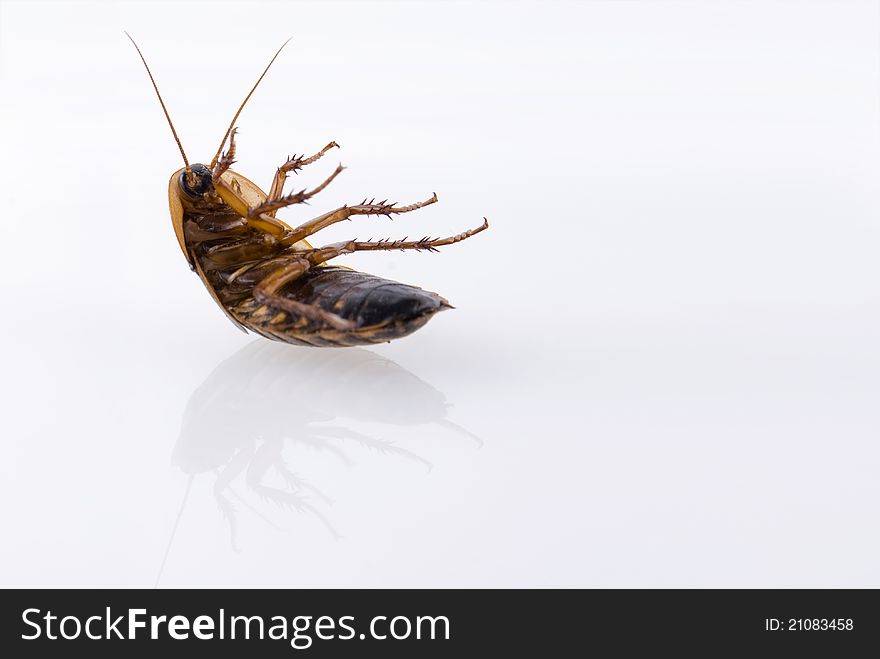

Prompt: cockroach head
[{"left": 179, "top": 163, "right": 214, "bottom": 198}]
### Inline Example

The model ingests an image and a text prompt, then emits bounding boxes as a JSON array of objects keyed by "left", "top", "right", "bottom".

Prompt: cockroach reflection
[{"left": 164, "top": 342, "right": 479, "bottom": 559}]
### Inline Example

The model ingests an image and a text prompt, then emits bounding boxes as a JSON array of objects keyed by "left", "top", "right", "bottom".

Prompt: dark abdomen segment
[{"left": 234, "top": 266, "right": 451, "bottom": 347}]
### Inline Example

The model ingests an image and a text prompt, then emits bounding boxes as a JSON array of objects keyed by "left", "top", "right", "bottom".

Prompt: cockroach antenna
[
  {"left": 209, "top": 38, "right": 293, "bottom": 170},
  {"left": 125, "top": 32, "right": 192, "bottom": 178}
]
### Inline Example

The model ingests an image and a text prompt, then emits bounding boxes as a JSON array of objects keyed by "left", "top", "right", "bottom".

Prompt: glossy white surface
[{"left": 1, "top": 0, "right": 878, "bottom": 587}]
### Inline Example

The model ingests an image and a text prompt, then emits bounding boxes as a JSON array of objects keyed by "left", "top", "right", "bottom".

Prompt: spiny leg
[
  {"left": 352, "top": 218, "right": 489, "bottom": 251},
  {"left": 212, "top": 127, "right": 239, "bottom": 180},
  {"left": 267, "top": 141, "right": 339, "bottom": 202},
  {"left": 279, "top": 193, "right": 438, "bottom": 247},
  {"left": 250, "top": 257, "right": 355, "bottom": 330},
  {"left": 248, "top": 164, "right": 344, "bottom": 220},
  {"left": 295, "top": 218, "right": 489, "bottom": 265}
]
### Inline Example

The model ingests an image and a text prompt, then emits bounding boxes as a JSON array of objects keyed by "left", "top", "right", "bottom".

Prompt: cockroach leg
[
  {"left": 210, "top": 159, "right": 290, "bottom": 236},
  {"left": 212, "top": 127, "right": 238, "bottom": 181},
  {"left": 250, "top": 257, "right": 356, "bottom": 330},
  {"left": 279, "top": 193, "right": 439, "bottom": 247},
  {"left": 295, "top": 218, "right": 489, "bottom": 264},
  {"left": 201, "top": 233, "right": 279, "bottom": 266},
  {"left": 267, "top": 141, "right": 339, "bottom": 202},
  {"left": 248, "top": 164, "right": 344, "bottom": 219},
  {"left": 349, "top": 217, "right": 489, "bottom": 251}
]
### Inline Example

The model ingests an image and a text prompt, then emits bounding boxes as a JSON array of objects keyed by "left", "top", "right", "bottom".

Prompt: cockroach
[{"left": 127, "top": 35, "right": 488, "bottom": 346}]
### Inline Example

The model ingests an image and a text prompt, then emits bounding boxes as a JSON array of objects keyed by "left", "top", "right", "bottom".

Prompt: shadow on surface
[{"left": 156, "top": 341, "right": 479, "bottom": 584}]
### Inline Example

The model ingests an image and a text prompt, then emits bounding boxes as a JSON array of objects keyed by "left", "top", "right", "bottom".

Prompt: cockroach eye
[{"left": 180, "top": 163, "right": 214, "bottom": 197}]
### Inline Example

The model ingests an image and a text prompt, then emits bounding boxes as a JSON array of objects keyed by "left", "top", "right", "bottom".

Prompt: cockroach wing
[
  {"left": 193, "top": 256, "right": 248, "bottom": 333},
  {"left": 168, "top": 169, "right": 192, "bottom": 268}
]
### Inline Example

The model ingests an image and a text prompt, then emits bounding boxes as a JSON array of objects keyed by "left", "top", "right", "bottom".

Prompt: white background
[{"left": 1, "top": 0, "right": 879, "bottom": 587}]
